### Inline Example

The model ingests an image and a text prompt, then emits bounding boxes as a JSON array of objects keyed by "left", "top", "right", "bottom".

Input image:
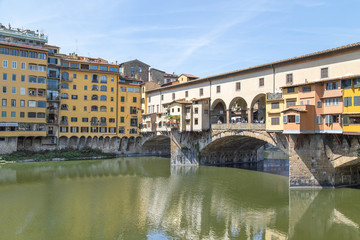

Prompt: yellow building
[
  {"left": 0, "top": 28, "right": 48, "bottom": 140},
  {"left": 341, "top": 76, "right": 360, "bottom": 134},
  {"left": 265, "top": 92, "right": 284, "bottom": 132},
  {"left": 118, "top": 82, "right": 141, "bottom": 136},
  {"left": 59, "top": 54, "right": 119, "bottom": 138}
]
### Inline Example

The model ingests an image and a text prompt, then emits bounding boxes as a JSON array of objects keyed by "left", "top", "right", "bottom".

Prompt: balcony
[{"left": 267, "top": 92, "right": 282, "bottom": 100}]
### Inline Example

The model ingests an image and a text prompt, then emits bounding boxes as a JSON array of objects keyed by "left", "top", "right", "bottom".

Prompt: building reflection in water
[{"left": 0, "top": 158, "right": 358, "bottom": 240}]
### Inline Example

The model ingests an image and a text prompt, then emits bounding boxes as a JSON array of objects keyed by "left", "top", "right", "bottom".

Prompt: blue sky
[{"left": 0, "top": 0, "right": 359, "bottom": 77}]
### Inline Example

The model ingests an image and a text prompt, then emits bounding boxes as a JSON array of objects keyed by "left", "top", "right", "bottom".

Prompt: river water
[{"left": 0, "top": 157, "right": 359, "bottom": 240}]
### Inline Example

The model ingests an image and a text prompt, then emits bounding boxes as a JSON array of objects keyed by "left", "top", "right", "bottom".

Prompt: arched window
[
  {"left": 100, "top": 85, "right": 107, "bottom": 91},
  {"left": 61, "top": 72, "right": 69, "bottom": 80},
  {"left": 91, "top": 95, "right": 98, "bottom": 101},
  {"left": 91, "top": 117, "right": 98, "bottom": 124},
  {"left": 91, "top": 85, "right": 98, "bottom": 91},
  {"left": 61, "top": 83, "right": 69, "bottom": 89},
  {"left": 100, "top": 117, "right": 106, "bottom": 124},
  {"left": 61, "top": 93, "right": 69, "bottom": 99},
  {"left": 91, "top": 105, "right": 98, "bottom": 112},
  {"left": 100, "top": 106, "right": 107, "bottom": 112},
  {"left": 100, "top": 75, "right": 107, "bottom": 83},
  {"left": 100, "top": 95, "right": 107, "bottom": 101},
  {"left": 60, "top": 104, "right": 68, "bottom": 110}
]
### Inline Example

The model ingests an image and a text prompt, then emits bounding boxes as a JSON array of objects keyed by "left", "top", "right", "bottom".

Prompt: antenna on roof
[{"left": 75, "top": 39, "right": 78, "bottom": 54}]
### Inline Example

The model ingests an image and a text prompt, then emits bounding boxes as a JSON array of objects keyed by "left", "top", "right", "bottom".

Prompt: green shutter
[
  {"left": 343, "top": 116, "right": 349, "bottom": 126},
  {"left": 354, "top": 96, "right": 360, "bottom": 106}
]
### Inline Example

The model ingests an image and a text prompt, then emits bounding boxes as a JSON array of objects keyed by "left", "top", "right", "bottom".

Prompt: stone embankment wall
[{"left": 0, "top": 136, "right": 170, "bottom": 156}]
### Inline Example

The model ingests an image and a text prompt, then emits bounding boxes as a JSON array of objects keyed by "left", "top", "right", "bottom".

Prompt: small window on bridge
[
  {"left": 271, "top": 102, "right": 279, "bottom": 109},
  {"left": 271, "top": 117, "right": 279, "bottom": 125}
]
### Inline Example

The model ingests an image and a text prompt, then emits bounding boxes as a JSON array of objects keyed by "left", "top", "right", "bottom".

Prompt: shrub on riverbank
[{"left": 1, "top": 147, "right": 114, "bottom": 162}]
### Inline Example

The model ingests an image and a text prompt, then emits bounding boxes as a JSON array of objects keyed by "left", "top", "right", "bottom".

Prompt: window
[
  {"left": 110, "top": 107, "right": 114, "bottom": 112},
  {"left": 325, "top": 98, "right": 339, "bottom": 106},
  {"left": 84, "top": 75, "right": 88, "bottom": 80},
  {"left": 61, "top": 104, "right": 68, "bottom": 110},
  {"left": 91, "top": 106, "right": 98, "bottom": 111},
  {"left": 302, "top": 86, "right": 311, "bottom": 93},
  {"left": 73, "top": 74, "right": 77, "bottom": 79},
  {"left": 92, "top": 85, "right": 99, "bottom": 91},
  {"left": 100, "top": 76, "right": 107, "bottom": 83},
  {"left": 92, "top": 95, "right": 98, "bottom": 101},
  {"left": 121, "top": 106, "right": 124, "bottom": 112},
  {"left": 271, "top": 102, "right": 279, "bottom": 109},
  {"left": 100, "top": 85, "right": 107, "bottom": 91},
  {"left": 127, "top": 87, "right": 133, "bottom": 92},
  {"left": 200, "top": 88, "right": 203, "bottom": 96},
  {"left": 2, "top": 111, "right": 6, "bottom": 118},
  {"left": 321, "top": 68, "right": 328, "bottom": 78},
  {"left": 161, "top": 95, "right": 164, "bottom": 101},
  {"left": 12, "top": 61, "right": 17, "bottom": 69},
  {"left": 92, "top": 74, "right": 98, "bottom": 83},
  {"left": 121, "top": 96, "right": 125, "bottom": 102},
  {"left": 28, "top": 112, "right": 36, "bottom": 118},
  {"left": 172, "top": 93, "right": 175, "bottom": 100},
  {"left": 21, "top": 75, "right": 25, "bottom": 82},
  {"left": 317, "top": 101, "right": 322, "bottom": 108},
  {"left": 119, "top": 127, "right": 125, "bottom": 134},
  {"left": 3, "top": 73, "right": 7, "bottom": 80},
  {"left": 21, "top": 62, "right": 26, "bottom": 70},
  {"left": 216, "top": 86, "right": 221, "bottom": 93},
  {"left": 82, "top": 118, "right": 89, "bottom": 122},
  {"left": 354, "top": 96, "right": 360, "bottom": 106},
  {"left": 20, "top": 112, "right": 24, "bottom": 118},
  {"left": 185, "top": 91, "right": 188, "bottom": 97},
  {"left": 3, "top": 60, "right": 8, "bottom": 68},
  {"left": 70, "top": 63, "right": 79, "bottom": 69},
  {"left": 11, "top": 99, "right": 16, "bottom": 107},
  {"left": 100, "top": 95, "right": 107, "bottom": 101},
  {"left": 61, "top": 93, "right": 69, "bottom": 99},
  {"left": 236, "top": 82, "right": 241, "bottom": 91},
  {"left": 130, "top": 118, "right": 138, "bottom": 126},
  {"left": 120, "top": 87, "right": 126, "bottom": 92},
  {"left": 344, "top": 97, "right": 352, "bottom": 107},
  {"left": 287, "top": 87, "right": 295, "bottom": 93},
  {"left": 350, "top": 116, "right": 360, "bottom": 125},
  {"left": 133, "top": 97, "right": 137, "bottom": 103},
  {"left": 61, "top": 83, "right": 69, "bottom": 89},
  {"left": 71, "top": 95, "right": 78, "bottom": 100},
  {"left": 194, "top": 108, "right": 199, "bottom": 114},
  {"left": 28, "top": 100, "right": 36, "bottom": 108},
  {"left": 20, "top": 88, "right": 25, "bottom": 95},
  {"left": 300, "top": 100, "right": 304, "bottom": 105},
  {"left": 286, "top": 100, "right": 296, "bottom": 108},
  {"left": 11, "top": 87, "right": 16, "bottom": 94},
  {"left": 271, "top": 117, "right": 280, "bottom": 125},
  {"left": 130, "top": 107, "right": 137, "bottom": 114},
  {"left": 71, "top": 117, "right": 78, "bottom": 122},
  {"left": 286, "top": 73, "right": 293, "bottom": 85},
  {"left": 38, "top": 77, "right": 46, "bottom": 84},
  {"left": 306, "top": 99, "right": 310, "bottom": 105},
  {"left": 259, "top": 78, "right": 264, "bottom": 87},
  {"left": 12, "top": 74, "right": 16, "bottom": 81},
  {"left": 2, "top": 99, "right": 6, "bottom": 106},
  {"left": 60, "top": 127, "right": 69, "bottom": 133},
  {"left": 325, "top": 115, "right": 339, "bottom": 124},
  {"left": 326, "top": 81, "right": 338, "bottom": 90},
  {"left": 2, "top": 86, "right": 7, "bottom": 93},
  {"left": 194, "top": 118, "right": 198, "bottom": 125},
  {"left": 134, "top": 88, "right": 140, "bottom": 93},
  {"left": 90, "top": 65, "right": 98, "bottom": 70},
  {"left": 354, "top": 78, "right": 360, "bottom": 88},
  {"left": 37, "top": 65, "right": 45, "bottom": 72},
  {"left": 341, "top": 79, "right": 352, "bottom": 89},
  {"left": 120, "top": 117, "right": 124, "bottom": 123},
  {"left": 72, "top": 85, "right": 77, "bottom": 90},
  {"left": 316, "top": 116, "right": 323, "bottom": 124}
]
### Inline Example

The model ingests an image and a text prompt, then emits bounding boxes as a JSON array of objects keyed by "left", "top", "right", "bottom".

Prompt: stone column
[
  {"left": 247, "top": 108, "right": 252, "bottom": 123},
  {"left": 226, "top": 109, "right": 231, "bottom": 125}
]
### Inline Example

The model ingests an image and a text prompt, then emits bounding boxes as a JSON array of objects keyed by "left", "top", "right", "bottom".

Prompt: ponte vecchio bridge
[{"left": 140, "top": 42, "right": 360, "bottom": 188}]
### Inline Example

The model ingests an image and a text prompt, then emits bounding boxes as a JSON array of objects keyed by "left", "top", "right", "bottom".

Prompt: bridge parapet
[{"left": 212, "top": 123, "right": 266, "bottom": 130}]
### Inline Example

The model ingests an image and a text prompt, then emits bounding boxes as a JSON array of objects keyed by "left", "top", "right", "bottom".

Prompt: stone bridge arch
[
  {"left": 140, "top": 133, "right": 171, "bottom": 155},
  {"left": 199, "top": 130, "right": 289, "bottom": 165}
]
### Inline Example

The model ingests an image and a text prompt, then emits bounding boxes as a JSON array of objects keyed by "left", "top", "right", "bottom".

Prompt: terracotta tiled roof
[{"left": 181, "top": 74, "right": 198, "bottom": 78}]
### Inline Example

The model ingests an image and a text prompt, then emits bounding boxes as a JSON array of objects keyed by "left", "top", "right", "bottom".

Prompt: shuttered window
[
  {"left": 283, "top": 115, "right": 288, "bottom": 124},
  {"left": 343, "top": 116, "right": 349, "bottom": 126},
  {"left": 354, "top": 96, "right": 360, "bottom": 106},
  {"left": 344, "top": 97, "right": 352, "bottom": 107},
  {"left": 295, "top": 115, "right": 300, "bottom": 124}
]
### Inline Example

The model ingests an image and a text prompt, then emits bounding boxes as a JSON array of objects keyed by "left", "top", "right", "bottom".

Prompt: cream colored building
[{"left": 144, "top": 42, "right": 360, "bottom": 133}]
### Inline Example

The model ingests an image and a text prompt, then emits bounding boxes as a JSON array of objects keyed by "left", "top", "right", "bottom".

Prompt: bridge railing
[{"left": 211, "top": 123, "right": 266, "bottom": 130}]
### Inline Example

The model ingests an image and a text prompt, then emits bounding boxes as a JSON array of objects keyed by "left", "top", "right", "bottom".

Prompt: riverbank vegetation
[{"left": 1, "top": 148, "right": 115, "bottom": 162}]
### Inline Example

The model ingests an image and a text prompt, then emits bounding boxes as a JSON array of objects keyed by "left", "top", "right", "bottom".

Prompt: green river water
[{"left": 0, "top": 157, "right": 359, "bottom": 240}]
